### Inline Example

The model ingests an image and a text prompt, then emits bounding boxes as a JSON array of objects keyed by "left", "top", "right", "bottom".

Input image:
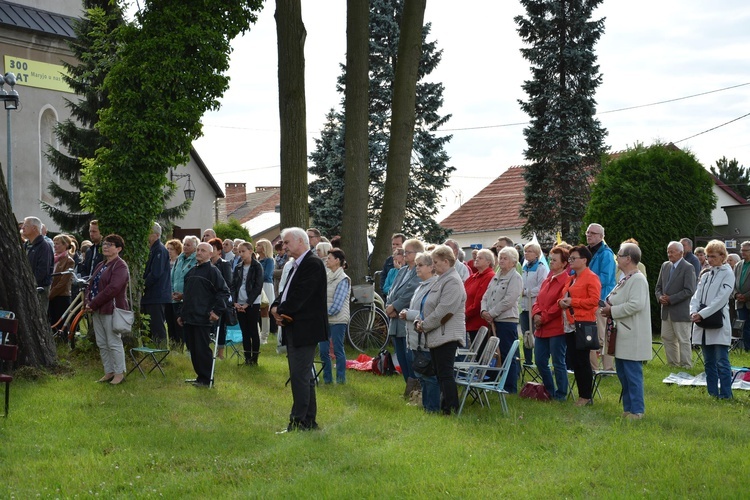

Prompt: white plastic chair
[{"left": 456, "top": 325, "right": 487, "bottom": 362}]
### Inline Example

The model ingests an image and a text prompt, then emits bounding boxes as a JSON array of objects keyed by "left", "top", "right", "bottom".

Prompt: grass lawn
[{"left": 2, "top": 339, "right": 749, "bottom": 498}]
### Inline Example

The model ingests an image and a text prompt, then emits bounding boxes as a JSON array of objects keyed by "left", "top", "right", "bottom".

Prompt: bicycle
[
  {"left": 50, "top": 270, "right": 91, "bottom": 349},
  {"left": 347, "top": 275, "right": 390, "bottom": 353}
]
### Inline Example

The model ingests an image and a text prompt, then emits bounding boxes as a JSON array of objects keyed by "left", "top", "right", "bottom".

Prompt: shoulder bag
[
  {"left": 574, "top": 321, "right": 600, "bottom": 350},
  {"left": 112, "top": 264, "right": 135, "bottom": 336},
  {"left": 696, "top": 271, "right": 724, "bottom": 329}
]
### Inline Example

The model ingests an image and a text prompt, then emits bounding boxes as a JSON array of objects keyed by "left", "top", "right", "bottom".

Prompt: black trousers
[
  {"left": 184, "top": 323, "right": 213, "bottom": 385},
  {"left": 431, "top": 341, "right": 460, "bottom": 415},
  {"left": 141, "top": 303, "right": 167, "bottom": 346},
  {"left": 49, "top": 295, "right": 71, "bottom": 326},
  {"left": 238, "top": 304, "right": 261, "bottom": 362},
  {"left": 286, "top": 342, "right": 317, "bottom": 427},
  {"left": 166, "top": 303, "right": 183, "bottom": 346},
  {"left": 565, "top": 332, "right": 592, "bottom": 399}
]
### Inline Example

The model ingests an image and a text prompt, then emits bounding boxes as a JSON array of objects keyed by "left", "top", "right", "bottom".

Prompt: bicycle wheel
[
  {"left": 69, "top": 310, "right": 90, "bottom": 349},
  {"left": 348, "top": 307, "right": 389, "bottom": 353}
]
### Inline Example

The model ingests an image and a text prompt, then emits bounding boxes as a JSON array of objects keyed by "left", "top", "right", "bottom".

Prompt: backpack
[{"left": 371, "top": 349, "right": 396, "bottom": 376}]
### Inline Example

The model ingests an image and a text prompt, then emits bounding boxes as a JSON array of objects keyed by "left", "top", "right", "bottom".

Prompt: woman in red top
[
  {"left": 558, "top": 245, "right": 601, "bottom": 406},
  {"left": 531, "top": 246, "right": 570, "bottom": 401},
  {"left": 464, "top": 249, "right": 496, "bottom": 342}
]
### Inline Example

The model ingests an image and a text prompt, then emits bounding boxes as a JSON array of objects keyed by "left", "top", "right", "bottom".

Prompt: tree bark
[
  {"left": 0, "top": 165, "right": 58, "bottom": 367},
  {"left": 275, "top": 0, "right": 309, "bottom": 230},
  {"left": 370, "top": 0, "right": 425, "bottom": 275},
  {"left": 341, "top": 0, "right": 370, "bottom": 285}
]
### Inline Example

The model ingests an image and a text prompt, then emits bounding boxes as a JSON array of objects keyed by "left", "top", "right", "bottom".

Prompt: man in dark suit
[
  {"left": 141, "top": 222, "right": 171, "bottom": 346},
  {"left": 733, "top": 241, "right": 750, "bottom": 352},
  {"left": 272, "top": 227, "right": 328, "bottom": 432},
  {"left": 655, "top": 241, "right": 697, "bottom": 367}
]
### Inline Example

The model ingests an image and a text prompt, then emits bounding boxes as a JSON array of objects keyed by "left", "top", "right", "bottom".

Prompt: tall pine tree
[
  {"left": 515, "top": 0, "right": 608, "bottom": 244},
  {"left": 308, "top": 0, "right": 453, "bottom": 241},
  {"left": 710, "top": 156, "right": 750, "bottom": 200}
]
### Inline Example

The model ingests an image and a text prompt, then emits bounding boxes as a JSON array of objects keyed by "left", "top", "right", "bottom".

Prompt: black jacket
[
  {"left": 142, "top": 239, "right": 171, "bottom": 304},
  {"left": 272, "top": 251, "right": 328, "bottom": 347},
  {"left": 231, "top": 258, "right": 263, "bottom": 305},
  {"left": 180, "top": 261, "right": 229, "bottom": 326},
  {"left": 26, "top": 235, "right": 54, "bottom": 287},
  {"left": 81, "top": 243, "right": 104, "bottom": 278}
]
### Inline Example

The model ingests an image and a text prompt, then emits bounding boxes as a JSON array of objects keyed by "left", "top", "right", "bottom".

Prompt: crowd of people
[{"left": 17, "top": 214, "right": 747, "bottom": 429}]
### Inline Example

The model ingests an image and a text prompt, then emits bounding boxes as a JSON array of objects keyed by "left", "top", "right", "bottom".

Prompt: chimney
[{"left": 225, "top": 183, "right": 247, "bottom": 215}]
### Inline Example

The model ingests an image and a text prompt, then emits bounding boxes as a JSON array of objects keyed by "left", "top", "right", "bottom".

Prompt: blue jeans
[
  {"left": 319, "top": 323, "right": 347, "bottom": 384},
  {"left": 615, "top": 358, "right": 645, "bottom": 414},
  {"left": 412, "top": 349, "right": 440, "bottom": 412},
  {"left": 392, "top": 335, "right": 414, "bottom": 382},
  {"left": 701, "top": 341, "right": 733, "bottom": 399},
  {"left": 534, "top": 335, "right": 568, "bottom": 400},
  {"left": 519, "top": 311, "right": 534, "bottom": 365},
  {"left": 737, "top": 307, "right": 750, "bottom": 351},
  {"left": 495, "top": 321, "right": 520, "bottom": 394}
]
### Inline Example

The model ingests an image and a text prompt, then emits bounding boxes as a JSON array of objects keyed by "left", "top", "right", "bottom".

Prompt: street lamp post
[
  {"left": 0, "top": 72, "right": 19, "bottom": 210},
  {"left": 169, "top": 168, "right": 196, "bottom": 201}
]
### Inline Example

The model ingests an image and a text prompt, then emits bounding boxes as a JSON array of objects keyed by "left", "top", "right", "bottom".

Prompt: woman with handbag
[
  {"left": 232, "top": 242, "right": 264, "bottom": 365},
  {"left": 84, "top": 234, "right": 130, "bottom": 385},
  {"left": 400, "top": 252, "right": 439, "bottom": 412},
  {"left": 208, "top": 238, "right": 233, "bottom": 360},
  {"left": 531, "top": 245, "right": 570, "bottom": 401},
  {"left": 480, "top": 246, "right": 523, "bottom": 394},
  {"left": 318, "top": 249, "right": 351, "bottom": 384},
  {"left": 689, "top": 239, "right": 735, "bottom": 399},
  {"left": 558, "top": 245, "right": 601, "bottom": 406},
  {"left": 414, "top": 245, "right": 466, "bottom": 415},
  {"left": 600, "top": 243, "right": 652, "bottom": 418}
]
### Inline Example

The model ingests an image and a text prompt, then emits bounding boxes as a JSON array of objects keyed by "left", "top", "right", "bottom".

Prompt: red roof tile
[{"left": 440, "top": 166, "right": 527, "bottom": 233}]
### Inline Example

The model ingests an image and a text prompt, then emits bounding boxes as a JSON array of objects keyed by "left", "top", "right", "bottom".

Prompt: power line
[{"left": 674, "top": 111, "right": 750, "bottom": 144}]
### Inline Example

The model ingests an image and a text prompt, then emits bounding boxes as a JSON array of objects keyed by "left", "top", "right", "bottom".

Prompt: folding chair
[
  {"left": 652, "top": 340, "right": 665, "bottom": 364},
  {"left": 0, "top": 315, "right": 18, "bottom": 345},
  {"left": 730, "top": 319, "right": 745, "bottom": 352},
  {"left": 454, "top": 335, "right": 499, "bottom": 378},
  {"left": 693, "top": 345, "right": 705, "bottom": 366},
  {"left": 127, "top": 347, "right": 170, "bottom": 379},
  {"left": 592, "top": 370, "right": 620, "bottom": 401},
  {"left": 521, "top": 363, "right": 542, "bottom": 384},
  {"left": 0, "top": 344, "right": 18, "bottom": 417},
  {"left": 457, "top": 339, "right": 520, "bottom": 416},
  {"left": 456, "top": 326, "right": 487, "bottom": 362}
]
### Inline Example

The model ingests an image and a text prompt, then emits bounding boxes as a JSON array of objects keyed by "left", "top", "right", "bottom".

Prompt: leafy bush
[{"left": 214, "top": 218, "right": 252, "bottom": 242}]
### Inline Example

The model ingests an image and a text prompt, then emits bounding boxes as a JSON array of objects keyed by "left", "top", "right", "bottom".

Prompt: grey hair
[
  {"left": 233, "top": 238, "right": 245, "bottom": 245},
  {"left": 499, "top": 246, "right": 519, "bottom": 265},
  {"left": 477, "top": 248, "right": 495, "bottom": 267},
  {"left": 183, "top": 235, "right": 199, "bottom": 246},
  {"left": 415, "top": 252, "right": 434, "bottom": 267},
  {"left": 152, "top": 222, "right": 162, "bottom": 236},
  {"left": 620, "top": 242, "right": 641, "bottom": 264},
  {"left": 316, "top": 241, "right": 332, "bottom": 255},
  {"left": 667, "top": 241, "right": 684, "bottom": 253},
  {"left": 680, "top": 237, "right": 693, "bottom": 250},
  {"left": 281, "top": 227, "right": 309, "bottom": 248},
  {"left": 741, "top": 241, "right": 750, "bottom": 249},
  {"left": 727, "top": 254, "right": 741, "bottom": 265},
  {"left": 24, "top": 216, "right": 42, "bottom": 231},
  {"left": 588, "top": 223, "right": 605, "bottom": 236}
]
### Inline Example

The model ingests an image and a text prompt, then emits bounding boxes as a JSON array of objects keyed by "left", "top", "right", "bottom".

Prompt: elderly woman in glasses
[
  {"left": 690, "top": 239, "right": 735, "bottom": 399},
  {"left": 600, "top": 243, "right": 652, "bottom": 419}
]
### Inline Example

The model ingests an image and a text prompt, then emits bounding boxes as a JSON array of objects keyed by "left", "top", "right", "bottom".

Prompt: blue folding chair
[{"left": 457, "top": 339, "right": 519, "bottom": 416}]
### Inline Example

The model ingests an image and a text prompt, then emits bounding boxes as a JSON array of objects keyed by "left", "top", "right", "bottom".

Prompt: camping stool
[
  {"left": 225, "top": 339, "right": 244, "bottom": 365},
  {"left": 730, "top": 319, "right": 745, "bottom": 352},
  {"left": 521, "top": 363, "right": 542, "bottom": 384},
  {"left": 127, "top": 347, "right": 170, "bottom": 379},
  {"left": 567, "top": 370, "right": 577, "bottom": 399},
  {"left": 693, "top": 345, "right": 705, "bottom": 366},
  {"left": 592, "top": 370, "right": 619, "bottom": 401},
  {"left": 652, "top": 341, "right": 665, "bottom": 364}
]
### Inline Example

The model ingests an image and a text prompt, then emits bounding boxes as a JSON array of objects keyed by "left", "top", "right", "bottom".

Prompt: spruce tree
[
  {"left": 710, "top": 156, "right": 750, "bottom": 200},
  {"left": 515, "top": 0, "right": 608, "bottom": 244},
  {"left": 42, "top": 0, "right": 124, "bottom": 235},
  {"left": 308, "top": 0, "right": 453, "bottom": 242}
]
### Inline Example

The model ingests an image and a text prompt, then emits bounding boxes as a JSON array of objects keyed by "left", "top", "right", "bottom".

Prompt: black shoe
[{"left": 191, "top": 381, "right": 210, "bottom": 388}]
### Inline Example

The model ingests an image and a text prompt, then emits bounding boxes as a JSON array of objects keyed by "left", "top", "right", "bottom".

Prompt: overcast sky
[{"left": 190, "top": 0, "right": 750, "bottom": 221}]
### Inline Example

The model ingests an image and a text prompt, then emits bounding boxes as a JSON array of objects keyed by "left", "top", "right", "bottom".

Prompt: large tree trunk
[
  {"left": 370, "top": 0, "right": 425, "bottom": 274},
  {"left": 0, "top": 165, "right": 58, "bottom": 367},
  {"left": 341, "top": 0, "right": 370, "bottom": 285},
  {"left": 275, "top": 0, "right": 309, "bottom": 230}
]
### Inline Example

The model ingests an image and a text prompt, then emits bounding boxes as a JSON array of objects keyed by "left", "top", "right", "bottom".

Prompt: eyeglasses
[
  {"left": 102, "top": 242, "right": 116, "bottom": 248},
  {"left": 568, "top": 257, "right": 581, "bottom": 262},
  {"left": 617, "top": 253, "right": 628, "bottom": 258}
]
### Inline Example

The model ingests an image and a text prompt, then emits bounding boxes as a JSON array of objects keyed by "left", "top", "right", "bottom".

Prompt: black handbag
[
  {"left": 574, "top": 321, "right": 600, "bottom": 350},
  {"left": 224, "top": 303, "right": 238, "bottom": 326},
  {"left": 696, "top": 303, "right": 723, "bottom": 329},
  {"left": 412, "top": 331, "right": 434, "bottom": 377}
]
